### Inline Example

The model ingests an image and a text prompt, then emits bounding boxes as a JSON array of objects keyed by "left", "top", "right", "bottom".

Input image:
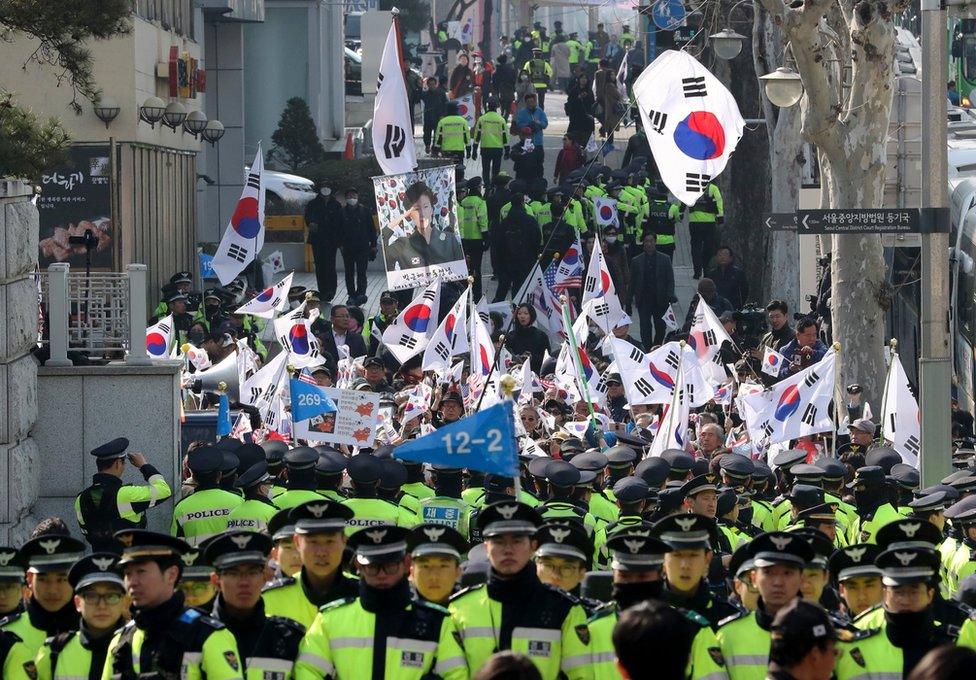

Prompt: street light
[
  {"left": 183, "top": 110, "right": 208, "bottom": 137},
  {"left": 709, "top": 29, "right": 747, "bottom": 60},
  {"left": 162, "top": 101, "right": 187, "bottom": 132},
  {"left": 201, "top": 119, "right": 225, "bottom": 146},
  {"left": 760, "top": 67, "right": 804, "bottom": 107},
  {"left": 93, "top": 96, "right": 120, "bottom": 129},
  {"left": 139, "top": 96, "right": 166, "bottom": 127}
]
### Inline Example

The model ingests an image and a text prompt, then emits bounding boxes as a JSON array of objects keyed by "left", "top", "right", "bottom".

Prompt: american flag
[
  {"left": 297, "top": 368, "right": 318, "bottom": 385},
  {"left": 542, "top": 259, "right": 560, "bottom": 294}
]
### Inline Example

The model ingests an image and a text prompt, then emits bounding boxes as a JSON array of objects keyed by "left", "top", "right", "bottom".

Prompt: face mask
[
  {"left": 612, "top": 580, "right": 664, "bottom": 610},
  {"left": 347, "top": 198, "right": 358, "bottom": 207},
  {"left": 605, "top": 236, "right": 617, "bottom": 243},
  {"left": 188, "top": 330, "right": 205, "bottom": 345},
  {"left": 320, "top": 189, "right": 330, "bottom": 196}
]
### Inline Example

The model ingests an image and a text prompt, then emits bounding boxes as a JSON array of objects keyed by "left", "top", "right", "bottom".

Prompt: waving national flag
[
  {"left": 662, "top": 305, "right": 679, "bottom": 331},
  {"left": 649, "top": 357, "right": 690, "bottom": 457},
  {"left": 213, "top": 145, "right": 265, "bottom": 285},
  {"left": 525, "top": 263, "right": 563, "bottom": 335},
  {"left": 181, "top": 343, "right": 211, "bottom": 371},
  {"left": 372, "top": 13, "right": 418, "bottom": 175},
  {"left": 469, "top": 303, "right": 495, "bottom": 380},
  {"left": 610, "top": 338, "right": 713, "bottom": 407},
  {"left": 553, "top": 237, "right": 584, "bottom": 291},
  {"left": 582, "top": 237, "right": 624, "bottom": 333},
  {"left": 742, "top": 350, "right": 837, "bottom": 447},
  {"left": 382, "top": 279, "right": 441, "bottom": 364},
  {"left": 593, "top": 197, "right": 620, "bottom": 229},
  {"left": 688, "top": 296, "right": 732, "bottom": 384},
  {"left": 241, "top": 350, "right": 289, "bottom": 421},
  {"left": 146, "top": 315, "right": 174, "bottom": 359},
  {"left": 882, "top": 353, "right": 921, "bottom": 467},
  {"left": 234, "top": 272, "right": 294, "bottom": 318},
  {"left": 761, "top": 346, "right": 787, "bottom": 377},
  {"left": 422, "top": 291, "right": 469, "bottom": 371},
  {"left": 633, "top": 50, "right": 745, "bottom": 206},
  {"left": 273, "top": 313, "right": 325, "bottom": 369}
]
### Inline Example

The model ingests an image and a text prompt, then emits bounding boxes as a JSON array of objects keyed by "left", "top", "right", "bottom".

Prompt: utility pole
[{"left": 919, "top": 0, "right": 952, "bottom": 486}]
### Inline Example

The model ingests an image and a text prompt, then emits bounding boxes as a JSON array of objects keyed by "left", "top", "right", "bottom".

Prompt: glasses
[
  {"left": 538, "top": 560, "right": 582, "bottom": 578},
  {"left": 179, "top": 582, "right": 213, "bottom": 593},
  {"left": 79, "top": 592, "right": 123, "bottom": 605},
  {"left": 361, "top": 562, "right": 403, "bottom": 576}
]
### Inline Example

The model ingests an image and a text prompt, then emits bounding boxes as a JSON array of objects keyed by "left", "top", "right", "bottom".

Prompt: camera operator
[{"left": 778, "top": 317, "right": 829, "bottom": 377}]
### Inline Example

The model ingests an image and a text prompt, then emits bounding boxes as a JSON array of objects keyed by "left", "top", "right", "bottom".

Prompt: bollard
[
  {"left": 126, "top": 264, "right": 152, "bottom": 366},
  {"left": 45, "top": 264, "right": 72, "bottom": 367}
]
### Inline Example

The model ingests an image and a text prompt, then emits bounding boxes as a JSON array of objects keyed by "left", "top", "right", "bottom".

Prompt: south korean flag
[
  {"left": 382, "top": 279, "right": 442, "bottom": 364},
  {"left": 234, "top": 272, "right": 294, "bottom": 318},
  {"left": 633, "top": 50, "right": 745, "bottom": 206}
]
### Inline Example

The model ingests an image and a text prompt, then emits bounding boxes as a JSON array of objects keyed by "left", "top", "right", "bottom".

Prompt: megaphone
[{"left": 194, "top": 350, "right": 240, "bottom": 401}]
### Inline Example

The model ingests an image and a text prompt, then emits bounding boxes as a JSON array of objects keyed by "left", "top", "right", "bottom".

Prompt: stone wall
[{"left": 0, "top": 180, "right": 40, "bottom": 544}]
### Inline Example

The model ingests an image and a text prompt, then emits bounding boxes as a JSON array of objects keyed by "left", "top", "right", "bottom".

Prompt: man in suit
[
  {"left": 317, "top": 304, "right": 367, "bottom": 367},
  {"left": 629, "top": 232, "right": 675, "bottom": 349}
]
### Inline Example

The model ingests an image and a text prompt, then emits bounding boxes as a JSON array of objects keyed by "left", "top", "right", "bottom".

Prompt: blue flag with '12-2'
[{"left": 394, "top": 402, "right": 519, "bottom": 477}]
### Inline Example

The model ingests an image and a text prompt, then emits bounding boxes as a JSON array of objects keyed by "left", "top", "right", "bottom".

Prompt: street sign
[
  {"left": 652, "top": 0, "right": 686, "bottom": 30},
  {"left": 796, "top": 209, "right": 921, "bottom": 234},
  {"left": 763, "top": 213, "right": 797, "bottom": 231}
]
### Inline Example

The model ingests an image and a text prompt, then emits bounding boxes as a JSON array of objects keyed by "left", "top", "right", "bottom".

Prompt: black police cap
[
  {"left": 19, "top": 535, "right": 86, "bottom": 574},
  {"left": 864, "top": 447, "right": 901, "bottom": 475},
  {"left": 690, "top": 459, "right": 710, "bottom": 478},
  {"left": 614, "top": 431, "right": 649, "bottom": 450},
  {"left": 535, "top": 522, "right": 593, "bottom": 563},
  {"left": 476, "top": 501, "right": 542, "bottom": 537},
  {"left": 186, "top": 445, "right": 224, "bottom": 475},
  {"left": 605, "top": 445, "right": 638, "bottom": 468},
  {"left": 284, "top": 446, "right": 319, "bottom": 471},
  {"left": 379, "top": 458, "right": 408, "bottom": 490},
  {"left": 408, "top": 524, "right": 468, "bottom": 561},
  {"left": 571, "top": 451, "right": 609, "bottom": 472},
  {"left": 874, "top": 518, "right": 943, "bottom": 551},
  {"left": 680, "top": 474, "right": 718, "bottom": 497},
  {"left": 114, "top": 530, "right": 189, "bottom": 566},
  {"left": 68, "top": 553, "right": 124, "bottom": 591},
  {"left": 546, "top": 460, "right": 582, "bottom": 487},
  {"left": 349, "top": 526, "right": 411, "bottom": 564},
  {"left": 267, "top": 508, "right": 296, "bottom": 542},
  {"left": 220, "top": 450, "right": 240, "bottom": 475},
  {"left": 613, "top": 477, "right": 650, "bottom": 504},
  {"left": 166, "top": 290, "right": 188, "bottom": 304},
  {"left": 876, "top": 545, "right": 940, "bottom": 586},
  {"left": 528, "top": 456, "right": 553, "bottom": 479},
  {"left": 661, "top": 449, "right": 694, "bottom": 471},
  {"left": 289, "top": 499, "right": 354, "bottom": 534},
  {"left": 719, "top": 454, "right": 755, "bottom": 480},
  {"left": 791, "top": 464, "right": 825, "bottom": 483},
  {"left": 917, "top": 484, "right": 959, "bottom": 502},
  {"left": 828, "top": 543, "right": 882, "bottom": 582},
  {"left": 812, "top": 458, "right": 846, "bottom": 481},
  {"left": 908, "top": 491, "right": 948, "bottom": 515},
  {"left": 606, "top": 526, "right": 672, "bottom": 571},
  {"left": 652, "top": 513, "right": 717, "bottom": 551},
  {"left": 316, "top": 449, "right": 348, "bottom": 475},
  {"left": 171, "top": 271, "right": 193, "bottom": 285},
  {"left": 235, "top": 443, "right": 265, "bottom": 474},
  {"left": 772, "top": 449, "right": 807, "bottom": 470},
  {"left": 796, "top": 503, "right": 836, "bottom": 526},
  {"left": 889, "top": 463, "right": 920, "bottom": 490},
  {"left": 748, "top": 531, "right": 815, "bottom": 568},
  {"left": 634, "top": 457, "right": 670, "bottom": 488},
  {"left": 770, "top": 599, "right": 838, "bottom": 647},
  {"left": 90, "top": 437, "right": 129, "bottom": 460},
  {"left": 203, "top": 531, "right": 272, "bottom": 570},
  {"left": 0, "top": 547, "right": 24, "bottom": 581},
  {"left": 788, "top": 484, "right": 824, "bottom": 509},
  {"left": 235, "top": 461, "right": 269, "bottom": 489},
  {"left": 347, "top": 453, "right": 382, "bottom": 484},
  {"left": 728, "top": 542, "right": 755, "bottom": 578},
  {"left": 846, "top": 465, "right": 886, "bottom": 489},
  {"left": 791, "top": 527, "right": 834, "bottom": 567},
  {"left": 945, "top": 494, "right": 976, "bottom": 520},
  {"left": 715, "top": 488, "right": 738, "bottom": 517},
  {"left": 261, "top": 440, "right": 288, "bottom": 465}
]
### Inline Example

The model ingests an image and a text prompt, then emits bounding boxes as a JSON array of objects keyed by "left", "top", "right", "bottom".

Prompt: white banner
[{"left": 295, "top": 387, "right": 382, "bottom": 447}]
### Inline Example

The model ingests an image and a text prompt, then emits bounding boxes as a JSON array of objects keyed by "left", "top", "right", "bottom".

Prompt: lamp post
[
  {"left": 139, "top": 96, "right": 166, "bottom": 127},
  {"left": 709, "top": 28, "right": 747, "bottom": 60},
  {"left": 759, "top": 67, "right": 804, "bottom": 108},
  {"left": 93, "top": 97, "right": 121, "bottom": 129}
]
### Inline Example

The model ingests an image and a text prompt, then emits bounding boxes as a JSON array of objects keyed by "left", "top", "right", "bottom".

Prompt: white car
[{"left": 247, "top": 166, "right": 316, "bottom": 215}]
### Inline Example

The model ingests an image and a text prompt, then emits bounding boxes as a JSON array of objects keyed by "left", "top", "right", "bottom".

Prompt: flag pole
[
  {"left": 878, "top": 338, "right": 897, "bottom": 444},
  {"left": 831, "top": 342, "right": 842, "bottom": 458},
  {"left": 561, "top": 295, "right": 597, "bottom": 425},
  {"left": 658, "top": 340, "right": 685, "bottom": 454}
]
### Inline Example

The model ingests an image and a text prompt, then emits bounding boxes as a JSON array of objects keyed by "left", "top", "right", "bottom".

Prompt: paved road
[{"left": 293, "top": 91, "right": 698, "bottom": 333}]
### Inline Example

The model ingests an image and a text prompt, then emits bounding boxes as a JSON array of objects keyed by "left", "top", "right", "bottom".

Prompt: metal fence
[{"left": 41, "top": 264, "right": 151, "bottom": 366}]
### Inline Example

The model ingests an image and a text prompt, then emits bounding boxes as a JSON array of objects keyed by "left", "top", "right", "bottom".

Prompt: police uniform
[
  {"left": 521, "top": 50, "right": 553, "bottom": 107},
  {"left": 407, "top": 524, "right": 469, "bottom": 606},
  {"left": 828, "top": 543, "right": 883, "bottom": 622},
  {"left": 262, "top": 501, "right": 360, "bottom": 629},
  {"left": 343, "top": 454, "right": 415, "bottom": 531},
  {"left": 313, "top": 448, "right": 349, "bottom": 503},
  {"left": 100, "top": 530, "right": 243, "bottom": 680},
  {"left": 171, "top": 445, "right": 244, "bottom": 546},
  {"left": 226, "top": 458, "right": 277, "bottom": 533},
  {"left": 535, "top": 523, "right": 596, "bottom": 606},
  {"left": 273, "top": 447, "right": 328, "bottom": 511},
  {"left": 74, "top": 438, "right": 172, "bottom": 551},
  {"left": 0, "top": 547, "right": 25, "bottom": 619},
  {"left": 418, "top": 466, "right": 474, "bottom": 540},
  {"left": 845, "top": 466, "right": 907, "bottom": 544},
  {"left": 716, "top": 532, "right": 815, "bottom": 680},
  {"left": 1, "top": 633, "right": 35, "bottom": 680},
  {"left": 538, "top": 460, "right": 599, "bottom": 535},
  {"left": 592, "top": 477, "right": 649, "bottom": 568},
  {"left": 1, "top": 536, "right": 86, "bottom": 654},
  {"left": 35, "top": 553, "right": 126, "bottom": 680},
  {"left": 449, "top": 502, "right": 592, "bottom": 679},
  {"left": 654, "top": 513, "right": 742, "bottom": 630},
  {"left": 578, "top": 528, "right": 728, "bottom": 679},
  {"left": 570, "top": 452, "right": 619, "bottom": 526},
  {"left": 204, "top": 531, "right": 306, "bottom": 679},
  {"left": 293, "top": 526, "right": 468, "bottom": 680}
]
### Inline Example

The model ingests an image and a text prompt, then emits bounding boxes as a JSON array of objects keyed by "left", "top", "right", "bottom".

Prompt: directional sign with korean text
[
  {"left": 763, "top": 213, "right": 797, "bottom": 231},
  {"left": 797, "top": 209, "right": 920, "bottom": 234}
]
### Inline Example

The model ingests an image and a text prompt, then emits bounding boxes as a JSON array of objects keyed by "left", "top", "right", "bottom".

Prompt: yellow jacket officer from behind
[{"left": 294, "top": 526, "right": 468, "bottom": 680}]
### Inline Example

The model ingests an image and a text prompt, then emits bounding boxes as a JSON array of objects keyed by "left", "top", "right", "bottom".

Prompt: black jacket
[
  {"left": 505, "top": 324, "right": 551, "bottom": 372},
  {"left": 493, "top": 63, "right": 517, "bottom": 99},
  {"left": 705, "top": 263, "right": 749, "bottom": 309},
  {"left": 499, "top": 205, "right": 541, "bottom": 261},
  {"left": 421, "top": 88, "right": 448, "bottom": 124},
  {"left": 629, "top": 250, "right": 675, "bottom": 312},
  {"left": 340, "top": 204, "right": 376, "bottom": 253},
  {"left": 305, "top": 195, "right": 344, "bottom": 249},
  {"left": 318, "top": 328, "right": 368, "bottom": 362}
]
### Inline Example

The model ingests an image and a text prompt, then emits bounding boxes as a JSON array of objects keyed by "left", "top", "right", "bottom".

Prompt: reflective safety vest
[
  {"left": 540, "top": 501, "right": 598, "bottom": 536},
  {"left": 643, "top": 198, "right": 672, "bottom": 244},
  {"left": 459, "top": 195, "right": 489, "bottom": 240},
  {"left": 592, "top": 515, "right": 644, "bottom": 569},
  {"left": 941, "top": 536, "right": 961, "bottom": 596},
  {"left": 170, "top": 487, "right": 245, "bottom": 547},
  {"left": 566, "top": 40, "right": 582, "bottom": 64},
  {"left": 716, "top": 610, "right": 771, "bottom": 680},
  {"left": 342, "top": 497, "right": 415, "bottom": 533},
  {"left": 101, "top": 608, "right": 243, "bottom": 680},
  {"left": 262, "top": 570, "right": 360, "bottom": 630},
  {"left": 847, "top": 503, "right": 906, "bottom": 545},
  {"left": 401, "top": 481, "right": 435, "bottom": 502},
  {"left": 293, "top": 596, "right": 469, "bottom": 680},
  {"left": 587, "top": 492, "right": 619, "bottom": 525},
  {"left": 585, "top": 41, "right": 601, "bottom": 64},
  {"left": 948, "top": 540, "right": 976, "bottom": 593},
  {"left": 474, "top": 111, "right": 510, "bottom": 149},
  {"left": 835, "top": 623, "right": 939, "bottom": 679},
  {"left": 529, "top": 200, "right": 553, "bottom": 230},
  {"left": 433, "top": 115, "right": 471, "bottom": 152},
  {"left": 418, "top": 496, "right": 473, "bottom": 539},
  {"left": 564, "top": 199, "right": 587, "bottom": 233},
  {"left": 500, "top": 200, "right": 537, "bottom": 222},
  {"left": 273, "top": 489, "right": 327, "bottom": 511},
  {"left": 582, "top": 605, "right": 728, "bottom": 680},
  {"left": 1, "top": 633, "right": 34, "bottom": 680},
  {"left": 226, "top": 497, "right": 278, "bottom": 533},
  {"left": 74, "top": 469, "right": 172, "bottom": 550},
  {"left": 524, "top": 59, "right": 553, "bottom": 88},
  {"left": 449, "top": 581, "right": 592, "bottom": 680},
  {"left": 0, "top": 613, "right": 47, "bottom": 656},
  {"left": 540, "top": 39, "right": 552, "bottom": 58},
  {"left": 36, "top": 628, "right": 109, "bottom": 680}
]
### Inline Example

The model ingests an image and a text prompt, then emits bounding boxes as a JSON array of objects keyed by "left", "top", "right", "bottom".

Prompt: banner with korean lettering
[
  {"left": 37, "top": 145, "right": 115, "bottom": 269},
  {"left": 373, "top": 164, "right": 468, "bottom": 291}
]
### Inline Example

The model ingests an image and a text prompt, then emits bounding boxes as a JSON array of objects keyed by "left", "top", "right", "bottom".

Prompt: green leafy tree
[
  {"left": 0, "top": 0, "right": 132, "bottom": 178},
  {"left": 267, "top": 97, "right": 326, "bottom": 172}
]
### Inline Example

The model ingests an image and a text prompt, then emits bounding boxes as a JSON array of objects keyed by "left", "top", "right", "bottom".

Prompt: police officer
[
  {"left": 272, "top": 447, "right": 325, "bottom": 510},
  {"left": 261, "top": 440, "right": 288, "bottom": 501},
  {"left": 171, "top": 445, "right": 244, "bottom": 546},
  {"left": 473, "top": 99, "right": 510, "bottom": 182},
  {"left": 571, "top": 451, "right": 619, "bottom": 526},
  {"left": 766, "top": 599, "right": 840, "bottom": 680},
  {"left": 459, "top": 176, "right": 490, "bottom": 300},
  {"left": 178, "top": 547, "right": 217, "bottom": 610},
  {"left": 35, "top": 553, "right": 126, "bottom": 679},
  {"left": 262, "top": 500, "right": 359, "bottom": 629},
  {"left": 538, "top": 460, "right": 598, "bottom": 534},
  {"left": 448, "top": 501, "right": 591, "bottom": 679},
  {"left": 0, "top": 547, "right": 25, "bottom": 618},
  {"left": 343, "top": 454, "right": 412, "bottom": 529},
  {"left": 267, "top": 508, "right": 302, "bottom": 578},
  {"left": 576, "top": 526, "right": 728, "bottom": 679},
  {"left": 419, "top": 466, "right": 473, "bottom": 538},
  {"left": 407, "top": 524, "right": 468, "bottom": 606},
  {"left": 534, "top": 522, "right": 593, "bottom": 598},
  {"left": 846, "top": 466, "right": 907, "bottom": 544},
  {"left": 314, "top": 448, "right": 348, "bottom": 502},
  {"left": 101, "top": 530, "right": 243, "bottom": 679},
  {"left": 0, "top": 631, "right": 34, "bottom": 680},
  {"left": 294, "top": 525, "right": 468, "bottom": 680},
  {"left": 1, "top": 535, "right": 86, "bottom": 654},
  {"left": 521, "top": 48, "right": 553, "bottom": 108},
  {"left": 376, "top": 458, "right": 423, "bottom": 525},
  {"left": 153, "top": 288, "right": 194, "bottom": 339},
  {"left": 593, "top": 477, "right": 650, "bottom": 569},
  {"left": 716, "top": 532, "right": 815, "bottom": 680},
  {"left": 565, "top": 32, "right": 583, "bottom": 73},
  {"left": 204, "top": 531, "right": 306, "bottom": 678},
  {"left": 829, "top": 543, "right": 883, "bottom": 621},
  {"left": 654, "top": 513, "right": 741, "bottom": 630},
  {"left": 75, "top": 437, "right": 173, "bottom": 551},
  {"left": 226, "top": 459, "right": 277, "bottom": 533},
  {"left": 152, "top": 271, "right": 197, "bottom": 317},
  {"left": 668, "top": 181, "right": 723, "bottom": 279},
  {"left": 432, "top": 102, "right": 471, "bottom": 169}
]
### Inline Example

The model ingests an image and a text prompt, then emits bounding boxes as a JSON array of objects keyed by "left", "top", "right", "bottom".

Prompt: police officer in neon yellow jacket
[
  {"left": 716, "top": 532, "right": 815, "bottom": 680},
  {"left": 293, "top": 526, "right": 469, "bottom": 680},
  {"left": 35, "top": 553, "right": 127, "bottom": 680},
  {"left": 449, "top": 501, "right": 592, "bottom": 680},
  {"left": 171, "top": 446, "right": 244, "bottom": 547},
  {"left": 579, "top": 527, "right": 729, "bottom": 679},
  {"left": 100, "top": 530, "right": 243, "bottom": 680}
]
